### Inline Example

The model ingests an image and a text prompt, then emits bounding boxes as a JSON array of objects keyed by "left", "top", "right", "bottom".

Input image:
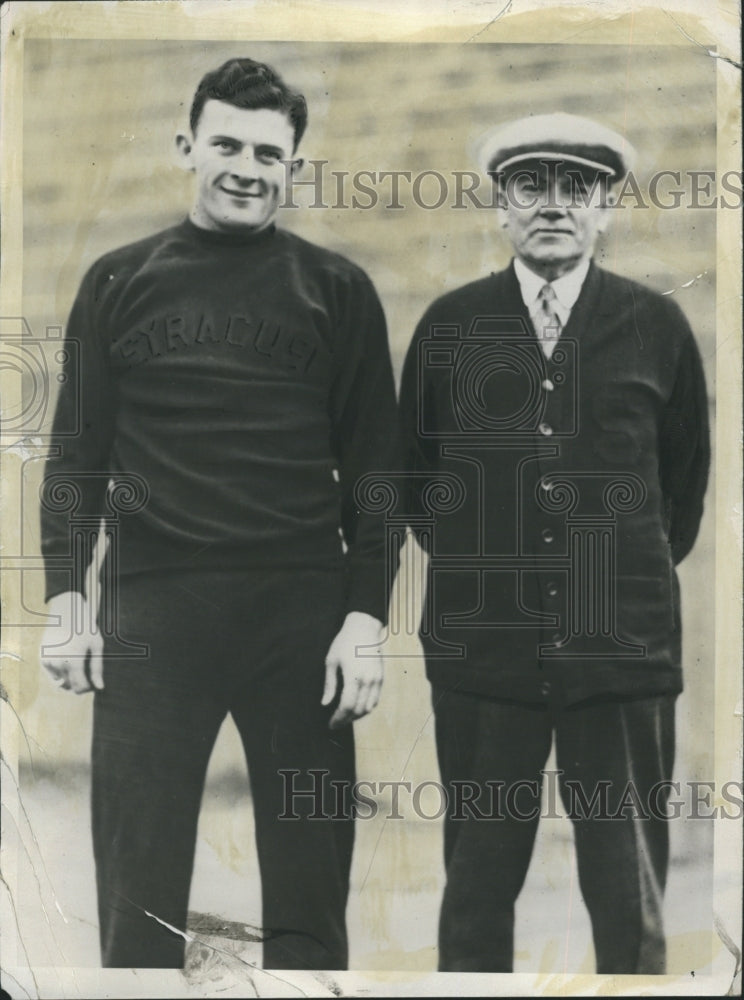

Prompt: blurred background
[{"left": 13, "top": 39, "right": 717, "bottom": 975}]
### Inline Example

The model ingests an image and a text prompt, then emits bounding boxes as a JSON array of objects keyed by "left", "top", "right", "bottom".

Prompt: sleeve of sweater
[
  {"left": 40, "top": 262, "right": 117, "bottom": 602},
  {"left": 329, "top": 270, "right": 401, "bottom": 626},
  {"left": 658, "top": 313, "right": 711, "bottom": 566},
  {"left": 398, "top": 308, "right": 445, "bottom": 547}
]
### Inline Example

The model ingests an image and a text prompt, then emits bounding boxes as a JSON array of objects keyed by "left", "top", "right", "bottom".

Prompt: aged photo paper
[{"left": 1, "top": 1, "right": 741, "bottom": 997}]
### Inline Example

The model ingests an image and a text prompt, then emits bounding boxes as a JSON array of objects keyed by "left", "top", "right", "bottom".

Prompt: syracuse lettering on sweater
[{"left": 41, "top": 219, "right": 396, "bottom": 625}]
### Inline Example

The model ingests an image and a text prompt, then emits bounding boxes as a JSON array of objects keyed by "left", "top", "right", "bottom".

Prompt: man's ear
[
  {"left": 175, "top": 132, "right": 195, "bottom": 172},
  {"left": 289, "top": 157, "right": 304, "bottom": 175}
]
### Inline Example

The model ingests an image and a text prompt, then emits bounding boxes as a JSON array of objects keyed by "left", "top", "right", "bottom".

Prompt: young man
[
  {"left": 399, "top": 113, "right": 710, "bottom": 973},
  {"left": 40, "top": 58, "right": 398, "bottom": 971}
]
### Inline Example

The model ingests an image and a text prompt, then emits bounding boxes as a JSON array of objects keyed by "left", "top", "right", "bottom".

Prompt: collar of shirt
[{"left": 513, "top": 256, "right": 591, "bottom": 327}]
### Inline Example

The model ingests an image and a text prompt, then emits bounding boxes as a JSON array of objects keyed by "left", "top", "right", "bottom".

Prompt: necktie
[{"left": 536, "top": 284, "right": 562, "bottom": 359}]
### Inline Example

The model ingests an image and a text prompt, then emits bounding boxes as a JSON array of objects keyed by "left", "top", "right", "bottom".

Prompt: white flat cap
[{"left": 475, "top": 112, "right": 636, "bottom": 182}]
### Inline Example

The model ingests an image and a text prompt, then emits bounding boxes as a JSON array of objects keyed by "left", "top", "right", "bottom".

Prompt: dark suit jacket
[{"left": 399, "top": 260, "right": 710, "bottom": 705}]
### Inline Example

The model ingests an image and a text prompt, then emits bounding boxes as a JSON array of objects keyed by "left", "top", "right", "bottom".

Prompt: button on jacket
[{"left": 399, "top": 260, "right": 710, "bottom": 706}]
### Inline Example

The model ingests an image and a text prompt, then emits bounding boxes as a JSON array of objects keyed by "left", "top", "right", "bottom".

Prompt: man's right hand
[{"left": 40, "top": 591, "right": 104, "bottom": 695}]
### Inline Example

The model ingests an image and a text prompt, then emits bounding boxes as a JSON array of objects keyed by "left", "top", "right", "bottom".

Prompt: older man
[{"left": 399, "top": 114, "right": 710, "bottom": 973}]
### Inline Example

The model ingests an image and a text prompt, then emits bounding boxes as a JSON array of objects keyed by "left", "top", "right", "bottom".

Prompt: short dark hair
[{"left": 189, "top": 58, "right": 308, "bottom": 150}]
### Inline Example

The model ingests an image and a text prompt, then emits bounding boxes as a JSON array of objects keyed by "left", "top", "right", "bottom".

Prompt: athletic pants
[
  {"left": 92, "top": 568, "right": 354, "bottom": 970},
  {"left": 432, "top": 686, "right": 676, "bottom": 974}
]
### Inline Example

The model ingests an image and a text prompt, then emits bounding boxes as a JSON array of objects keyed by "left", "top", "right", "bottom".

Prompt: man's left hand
[{"left": 322, "top": 612, "right": 384, "bottom": 729}]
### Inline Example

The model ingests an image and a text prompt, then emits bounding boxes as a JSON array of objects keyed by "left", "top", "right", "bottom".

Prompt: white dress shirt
[{"left": 513, "top": 257, "right": 591, "bottom": 359}]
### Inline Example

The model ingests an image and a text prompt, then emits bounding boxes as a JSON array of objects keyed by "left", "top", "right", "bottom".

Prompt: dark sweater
[
  {"left": 399, "top": 260, "right": 710, "bottom": 704},
  {"left": 41, "top": 219, "right": 399, "bottom": 624}
]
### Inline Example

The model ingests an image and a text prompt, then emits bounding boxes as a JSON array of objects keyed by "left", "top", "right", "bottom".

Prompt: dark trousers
[
  {"left": 432, "top": 686, "right": 676, "bottom": 974},
  {"left": 92, "top": 569, "right": 354, "bottom": 970}
]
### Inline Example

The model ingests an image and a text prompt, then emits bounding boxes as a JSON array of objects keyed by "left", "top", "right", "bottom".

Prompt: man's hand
[
  {"left": 322, "top": 611, "right": 383, "bottom": 729},
  {"left": 40, "top": 591, "right": 104, "bottom": 695}
]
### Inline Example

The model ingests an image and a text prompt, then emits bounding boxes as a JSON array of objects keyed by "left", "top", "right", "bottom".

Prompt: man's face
[
  {"left": 178, "top": 101, "right": 297, "bottom": 234},
  {"left": 497, "top": 161, "right": 613, "bottom": 279}
]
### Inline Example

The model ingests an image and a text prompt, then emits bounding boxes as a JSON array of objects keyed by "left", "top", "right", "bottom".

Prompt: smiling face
[
  {"left": 497, "top": 161, "right": 613, "bottom": 280},
  {"left": 177, "top": 100, "right": 298, "bottom": 234}
]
